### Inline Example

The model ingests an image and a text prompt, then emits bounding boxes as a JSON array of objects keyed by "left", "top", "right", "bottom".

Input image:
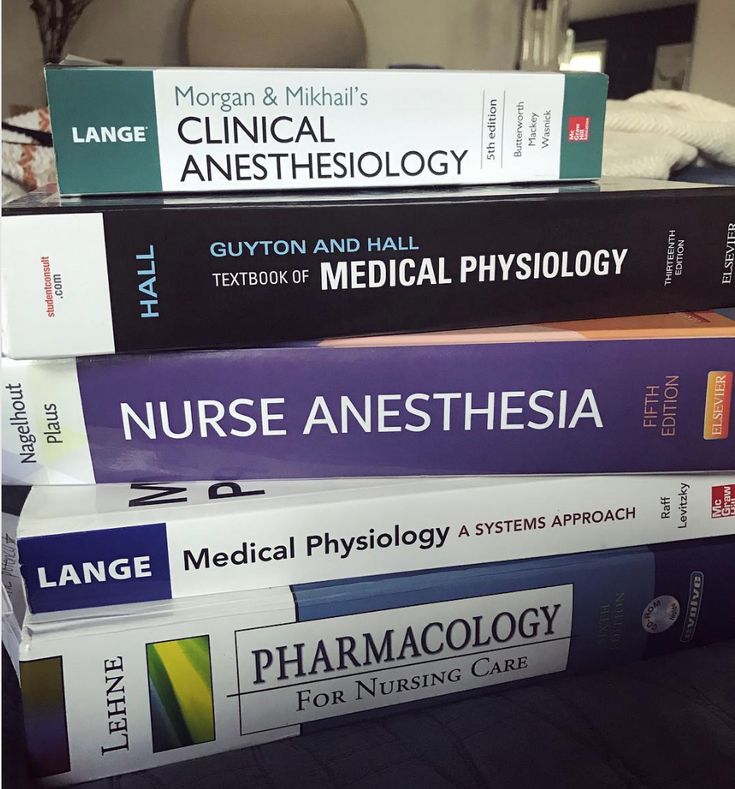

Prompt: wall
[
  {"left": 4, "top": 0, "right": 730, "bottom": 117},
  {"left": 2, "top": 0, "right": 186, "bottom": 114},
  {"left": 572, "top": 5, "right": 697, "bottom": 99},
  {"left": 354, "top": 0, "right": 521, "bottom": 69},
  {"left": 3, "top": 0, "right": 526, "bottom": 115},
  {"left": 689, "top": 0, "right": 735, "bottom": 104}
]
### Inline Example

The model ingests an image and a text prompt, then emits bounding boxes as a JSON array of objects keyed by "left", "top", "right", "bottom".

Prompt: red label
[
  {"left": 711, "top": 484, "right": 735, "bottom": 518},
  {"left": 567, "top": 116, "right": 590, "bottom": 142}
]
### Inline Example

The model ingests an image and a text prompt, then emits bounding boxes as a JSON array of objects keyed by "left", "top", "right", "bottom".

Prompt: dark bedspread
[{"left": 5, "top": 642, "right": 735, "bottom": 789}]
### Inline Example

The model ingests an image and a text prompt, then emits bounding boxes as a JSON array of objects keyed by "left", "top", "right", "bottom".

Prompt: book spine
[
  {"left": 2, "top": 337, "right": 733, "bottom": 483},
  {"left": 3, "top": 189, "right": 735, "bottom": 357},
  {"left": 20, "top": 538, "right": 735, "bottom": 785},
  {"left": 16, "top": 475, "right": 735, "bottom": 614},
  {"left": 2, "top": 510, "right": 24, "bottom": 679},
  {"left": 45, "top": 68, "right": 606, "bottom": 196}
]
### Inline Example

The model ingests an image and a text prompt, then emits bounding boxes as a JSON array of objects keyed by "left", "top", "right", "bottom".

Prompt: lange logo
[
  {"left": 37, "top": 556, "right": 152, "bottom": 587},
  {"left": 71, "top": 125, "right": 148, "bottom": 143}
]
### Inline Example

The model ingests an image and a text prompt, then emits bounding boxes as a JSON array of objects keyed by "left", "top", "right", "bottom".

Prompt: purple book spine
[{"left": 3, "top": 336, "right": 733, "bottom": 484}]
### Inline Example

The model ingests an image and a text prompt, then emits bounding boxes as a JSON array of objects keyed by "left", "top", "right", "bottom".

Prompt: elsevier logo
[{"left": 71, "top": 125, "right": 147, "bottom": 143}]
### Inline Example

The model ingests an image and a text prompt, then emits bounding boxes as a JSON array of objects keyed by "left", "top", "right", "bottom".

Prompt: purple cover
[{"left": 76, "top": 336, "right": 734, "bottom": 481}]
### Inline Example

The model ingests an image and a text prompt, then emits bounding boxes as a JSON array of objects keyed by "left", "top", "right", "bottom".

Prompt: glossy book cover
[
  {"left": 19, "top": 537, "right": 735, "bottom": 784},
  {"left": 44, "top": 67, "right": 606, "bottom": 195},
  {"left": 2, "top": 311, "right": 734, "bottom": 484},
  {"left": 9, "top": 475, "right": 734, "bottom": 614},
  {"left": 2, "top": 179, "right": 734, "bottom": 358}
]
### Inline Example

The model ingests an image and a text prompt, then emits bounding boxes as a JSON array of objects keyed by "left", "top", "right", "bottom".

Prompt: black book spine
[{"left": 4, "top": 187, "right": 734, "bottom": 357}]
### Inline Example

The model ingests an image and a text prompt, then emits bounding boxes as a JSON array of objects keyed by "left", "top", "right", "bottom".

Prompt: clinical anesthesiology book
[
  {"left": 9, "top": 475, "right": 734, "bottom": 614},
  {"left": 18, "top": 537, "right": 735, "bottom": 785},
  {"left": 2, "top": 179, "right": 734, "bottom": 358},
  {"left": 2, "top": 311, "right": 733, "bottom": 484},
  {"left": 44, "top": 66, "right": 606, "bottom": 195}
]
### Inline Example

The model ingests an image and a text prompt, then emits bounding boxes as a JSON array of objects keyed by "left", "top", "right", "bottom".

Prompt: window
[{"left": 562, "top": 39, "right": 607, "bottom": 73}]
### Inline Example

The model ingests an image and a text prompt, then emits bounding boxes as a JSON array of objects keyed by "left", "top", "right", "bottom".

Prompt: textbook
[
  {"left": 2, "top": 505, "right": 24, "bottom": 678},
  {"left": 3, "top": 179, "right": 735, "bottom": 358},
  {"left": 3, "top": 311, "right": 734, "bottom": 484},
  {"left": 44, "top": 66, "right": 607, "bottom": 195},
  {"left": 19, "top": 537, "right": 735, "bottom": 785},
  {"left": 10, "top": 475, "right": 735, "bottom": 614}
]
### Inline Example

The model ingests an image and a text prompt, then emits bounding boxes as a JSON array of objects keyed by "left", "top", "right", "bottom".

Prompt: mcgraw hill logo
[
  {"left": 711, "top": 484, "right": 734, "bottom": 518},
  {"left": 567, "top": 116, "right": 590, "bottom": 142},
  {"left": 72, "top": 125, "right": 148, "bottom": 143}
]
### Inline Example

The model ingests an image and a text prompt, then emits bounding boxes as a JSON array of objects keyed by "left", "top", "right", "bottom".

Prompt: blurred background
[
  {"left": 2, "top": 0, "right": 735, "bottom": 200},
  {"left": 3, "top": 0, "right": 734, "bottom": 117}
]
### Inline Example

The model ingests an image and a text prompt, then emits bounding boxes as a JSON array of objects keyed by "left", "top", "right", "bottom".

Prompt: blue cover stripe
[{"left": 293, "top": 547, "right": 655, "bottom": 672}]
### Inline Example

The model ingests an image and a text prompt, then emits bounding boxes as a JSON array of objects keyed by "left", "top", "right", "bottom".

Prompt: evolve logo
[
  {"left": 680, "top": 571, "right": 704, "bottom": 643},
  {"left": 71, "top": 125, "right": 148, "bottom": 143},
  {"left": 19, "top": 522, "right": 171, "bottom": 613}
]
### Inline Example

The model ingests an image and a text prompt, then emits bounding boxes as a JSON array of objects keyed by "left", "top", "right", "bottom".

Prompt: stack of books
[{"left": 2, "top": 65, "right": 734, "bottom": 785}]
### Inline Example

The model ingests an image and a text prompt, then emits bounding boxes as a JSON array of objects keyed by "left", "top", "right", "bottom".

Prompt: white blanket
[{"left": 602, "top": 90, "right": 735, "bottom": 179}]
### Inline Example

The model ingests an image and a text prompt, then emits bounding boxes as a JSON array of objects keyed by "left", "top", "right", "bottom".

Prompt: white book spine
[
  {"left": 45, "top": 68, "right": 607, "bottom": 194},
  {"left": 16, "top": 475, "right": 735, "bottom": 614}
]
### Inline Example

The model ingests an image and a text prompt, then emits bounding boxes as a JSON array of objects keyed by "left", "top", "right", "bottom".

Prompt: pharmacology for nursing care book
[
  {"left": 19, "top": 537, "right": 735, "bottom": 784},
  {"left": 9, "top": 475, "right": 734, "bottom": 614},
  {"left": 44, "top": 66, "right": 606, "bottom": 195},
  {"left": 3, "top": 311, "right": 734, "bottom": 483},
  {"left": 3, "top": 179, "right": 735, "bottom": 357}
]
